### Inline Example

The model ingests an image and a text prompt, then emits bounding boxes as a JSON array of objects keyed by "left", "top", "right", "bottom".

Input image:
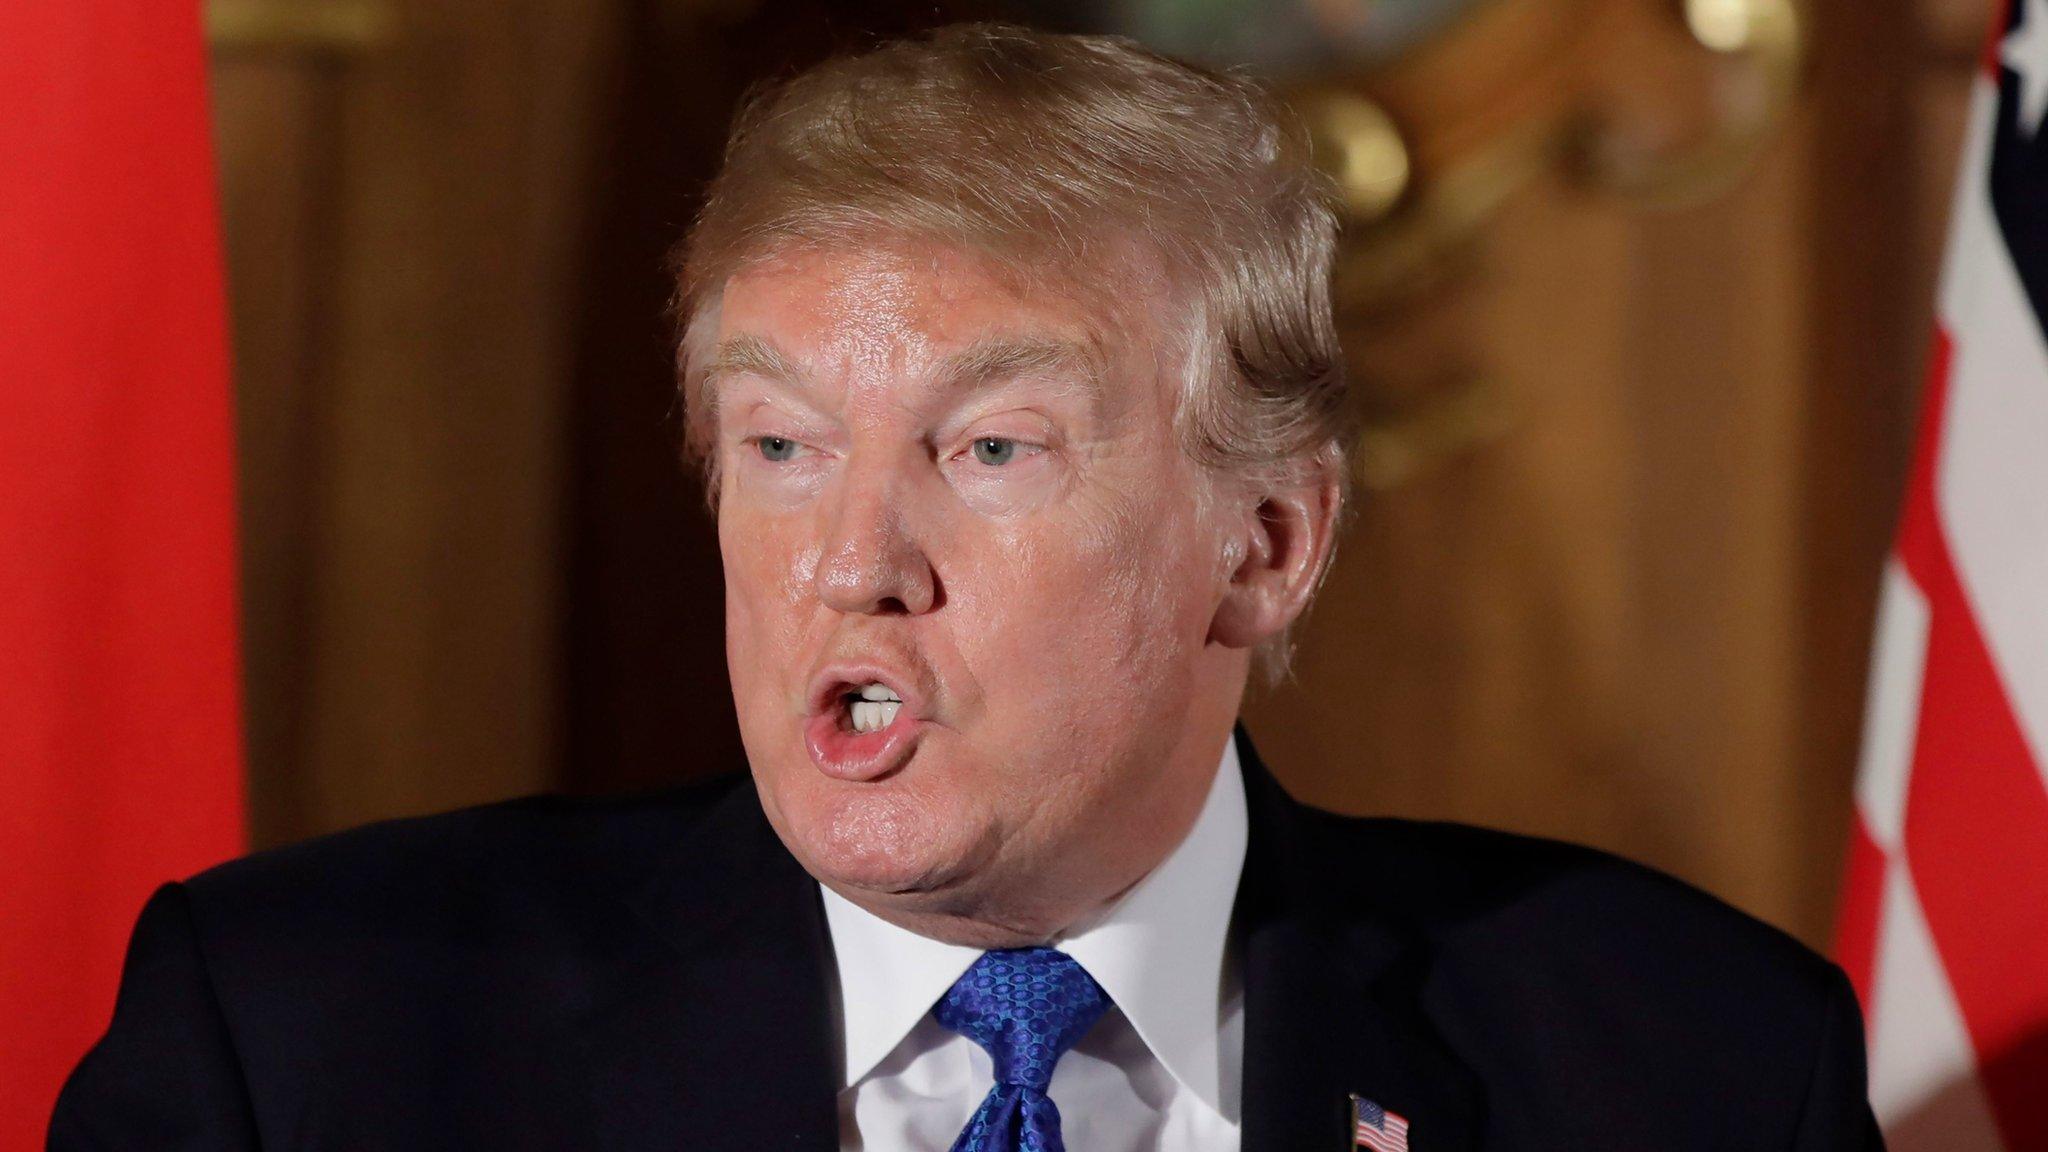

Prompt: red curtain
[{"left": 0, "top": 0, "right": 246, "bottom": 1143}]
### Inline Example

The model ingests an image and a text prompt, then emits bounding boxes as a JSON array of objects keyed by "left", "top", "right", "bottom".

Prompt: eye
[
  {"left": 755, "top": 436, "right": 799, "bottom": 462},
  {"left": 969, "top": 437, "right": 1019, "bottom": 466}
]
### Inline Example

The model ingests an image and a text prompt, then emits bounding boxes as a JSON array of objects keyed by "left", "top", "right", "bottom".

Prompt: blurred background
[{"left": 205, "top": 0, "right": 1990, "bottom": 950}]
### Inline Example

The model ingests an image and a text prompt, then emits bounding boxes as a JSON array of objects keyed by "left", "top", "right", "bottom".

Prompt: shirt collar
[
  {"left": 819, "top": 736, "right": 1249, "bottom": 1120},
  {"left": 821, "top": 877, "right": 983, "bottom": 1091}
]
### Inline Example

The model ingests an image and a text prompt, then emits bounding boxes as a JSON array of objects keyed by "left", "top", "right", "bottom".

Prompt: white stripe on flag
[
  {"left": 1855, "top": 562, "right": 1931, "bottom": 852},
  {"left": 1866, "top": 861, "right": 2005, "bottom": 1149},
  {"left": 1937, "top": 73, "right": 2048, "bottom": 790}
]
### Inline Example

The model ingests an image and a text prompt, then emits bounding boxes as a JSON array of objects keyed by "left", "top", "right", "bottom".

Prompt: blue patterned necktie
[{"left": 933, "top": 947, "right": 1112, "bottom": 1152}]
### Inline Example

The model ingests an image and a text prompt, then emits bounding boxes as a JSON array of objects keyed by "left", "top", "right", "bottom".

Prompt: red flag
[
  {"left": 1836, "top": 2, "right": 2048, "bottom": 1149},
  {"left": 0, "top": 0, "right": 246, "bottom": 1142}
]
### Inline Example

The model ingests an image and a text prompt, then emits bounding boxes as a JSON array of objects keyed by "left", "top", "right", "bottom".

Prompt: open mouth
[
  {"left": 805, "top": 673, "right": 922, "bottom": 781},
  {"left": 842, "top": 682, "right": 904, "bottom": 734}
]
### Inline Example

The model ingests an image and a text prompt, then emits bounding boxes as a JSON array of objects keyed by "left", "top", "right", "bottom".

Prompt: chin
[{"left": 764, "top": 767, "right": 989, "bottom": 899}]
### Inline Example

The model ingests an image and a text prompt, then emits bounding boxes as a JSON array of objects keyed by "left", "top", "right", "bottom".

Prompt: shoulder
[
  {"left": 1288, "top": 809, "right": 1869, "bottom": 1137},
  {"left": 177, "top": 774, "right": 750, "bottom": 957},
  {"left": 1293, "top": 806, "right": 1851, "bottom": 1044},
  {"left": 69, "top": 775, "right": 761, "bottom": 1135}
]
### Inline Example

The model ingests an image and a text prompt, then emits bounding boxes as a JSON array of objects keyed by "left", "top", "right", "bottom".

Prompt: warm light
[
  {"left": 1307, "top": 93, "right": 1411, "bottom": 221},
  {"left": 1686, "top": 0, "right": 1757, "bottom": 53}
]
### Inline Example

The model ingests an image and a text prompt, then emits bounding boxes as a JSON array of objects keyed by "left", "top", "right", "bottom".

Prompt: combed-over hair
[{"left": 671, "top": 23, "right": 1350, "bottom": 677}]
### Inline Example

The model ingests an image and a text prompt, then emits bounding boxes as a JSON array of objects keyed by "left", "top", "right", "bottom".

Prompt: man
[{"left": 52, "top": 24, "right": 1882, "bottom": 1152}]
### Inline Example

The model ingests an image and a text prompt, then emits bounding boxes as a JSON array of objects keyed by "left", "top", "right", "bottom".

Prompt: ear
[{"left": 1210, "top": 464, "right": 1343, "bottom": 651}]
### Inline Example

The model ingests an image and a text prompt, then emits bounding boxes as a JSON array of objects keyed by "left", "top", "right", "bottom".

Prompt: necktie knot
[{"left": 934, "top": 947, "right": 1110, "bottom": 1093}]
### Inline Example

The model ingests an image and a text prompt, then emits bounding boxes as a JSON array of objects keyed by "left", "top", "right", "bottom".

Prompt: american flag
[
  {"left": 1351, "top": 1095, "right": 1410, "bottom": 1152},
  {"left": 1834, "top": 2, "right": 2048, "bottom": 1150}
]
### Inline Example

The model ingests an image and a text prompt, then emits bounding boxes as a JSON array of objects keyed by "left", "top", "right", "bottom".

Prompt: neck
[
  {"left": 824, "top": 870, "right": 1152, "bottom": 950},
  {"left": 824, "top": 722, "right": 1237, "bottom": 949}
]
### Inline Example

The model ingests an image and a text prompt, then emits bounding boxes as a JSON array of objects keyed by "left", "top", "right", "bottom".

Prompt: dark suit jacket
[{"left": 51, "top": 732, "right": 1883, "bottom": 1150}]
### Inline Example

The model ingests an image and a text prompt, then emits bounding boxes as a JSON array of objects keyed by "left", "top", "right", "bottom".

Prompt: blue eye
[
  {"left": 970, "top": 437, "right": 1018, "bottom": 466},
  {"left": 756, "top": 436, "right": 798, "bottom": 461}
]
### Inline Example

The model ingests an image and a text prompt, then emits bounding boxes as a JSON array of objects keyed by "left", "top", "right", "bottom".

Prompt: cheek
[
  {"left": 720, "top": 509, "right": 823, "bottom": 655},
  {"left": 954, "top": 486, "right": 1214, "bottom": 705},
  {"left": 1071, "top": 487, "right": 1212, "bottom": 633}
]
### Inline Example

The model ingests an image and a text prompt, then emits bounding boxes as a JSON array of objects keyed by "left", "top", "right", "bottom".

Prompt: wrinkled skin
[{"left": 710, "top": 241, "right": 1335, "bottom": 946}]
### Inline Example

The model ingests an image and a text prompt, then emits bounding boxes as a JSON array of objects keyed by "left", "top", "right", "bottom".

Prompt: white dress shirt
[{"left": 821, "top": 740, "right": 1249, "bottom": 1152}]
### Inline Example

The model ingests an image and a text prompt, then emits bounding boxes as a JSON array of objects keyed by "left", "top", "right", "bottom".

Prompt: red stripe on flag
[
  {"left": 1894, "top": 330, "right": 2048, "bottom": 1149},
  {"left": 1983, "top": 0, "right": 2015, "bottom": 77},
  {"left": 1833, "top": 812, "right": 1889, "bottom": 1012},
  {"left": 0, "top": 0, "right": 246, "bottom": 1143}
]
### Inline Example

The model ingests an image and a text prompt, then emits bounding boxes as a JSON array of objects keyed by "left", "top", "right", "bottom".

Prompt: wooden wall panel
[
  {"left": 212, "top": 0, "right": 618, "bottom": 847},
  {"left": 1246, "top": 0, "right": 1997, "bottom": 946},
  {"left": 1243, "top": 131, "right": 1825, "bottom": 933},
  {"left": 213, "top": 55, "right": 332, "bottom": 845}
]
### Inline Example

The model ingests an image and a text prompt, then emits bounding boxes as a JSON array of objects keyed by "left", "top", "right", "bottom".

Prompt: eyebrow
[
  {"left": 932, "top": 336, "right": 1107, "bottom": 400},
  {"left": 702, "top": 334, "right": 812, "bottom": 393},
  {"left": 702, "top": 333, "right": 1108, "bottom": 409}
]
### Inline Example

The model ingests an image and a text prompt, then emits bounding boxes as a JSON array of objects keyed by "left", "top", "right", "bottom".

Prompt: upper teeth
[{"left": 850, "top": 683, "right": 902, "bottom": 734}]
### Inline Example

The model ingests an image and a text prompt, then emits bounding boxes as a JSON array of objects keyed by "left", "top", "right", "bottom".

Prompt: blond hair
[{"left": 672, "top": 23, "right": 1349, "bottom": 676}]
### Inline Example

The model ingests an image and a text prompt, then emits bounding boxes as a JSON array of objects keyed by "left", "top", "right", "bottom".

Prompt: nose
[{"left": 814, "top": 456, "right": 938, "bottom": 617}]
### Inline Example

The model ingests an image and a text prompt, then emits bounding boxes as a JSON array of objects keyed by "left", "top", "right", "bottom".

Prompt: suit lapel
[
  {"left": 573, "top": 781, "right": 839, "bottom": 1152},
  {"left": 1236, "top": 731, "right": 1486, "bottom": 1152}
]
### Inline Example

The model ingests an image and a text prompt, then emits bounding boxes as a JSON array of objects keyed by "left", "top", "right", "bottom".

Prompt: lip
[{"left": 802, "top": 664, "right": 927, "bottom": 782}]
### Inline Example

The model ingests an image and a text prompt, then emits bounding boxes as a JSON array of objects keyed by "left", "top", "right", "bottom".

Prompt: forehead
[{"left": 710, "top": 241, "right": 1168, "bottom": 382}]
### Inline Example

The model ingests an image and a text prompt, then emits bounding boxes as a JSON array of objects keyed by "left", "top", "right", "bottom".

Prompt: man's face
[{"left": 710, "top": 242, "right": 1248, "bottom": 943}]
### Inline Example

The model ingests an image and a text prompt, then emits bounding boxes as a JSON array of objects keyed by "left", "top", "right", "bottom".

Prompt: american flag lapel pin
[{"left": 1349, "top": 1093, "right": 1411, "bottom": 1152}]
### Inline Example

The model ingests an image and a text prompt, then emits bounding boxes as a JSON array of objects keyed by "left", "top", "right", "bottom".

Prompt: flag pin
[{"left": 1349, "top": 1093, "right": 1411, "bottom": 1152}]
